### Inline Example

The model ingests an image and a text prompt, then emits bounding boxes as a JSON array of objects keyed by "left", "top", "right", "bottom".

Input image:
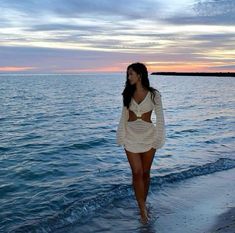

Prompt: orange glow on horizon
[
  {"left": 59, "top": 66, "right": 122, "bottom": 73},
  {"left": 0, "top": 63, "right": 234, "bottom": 73},
  {"left": 147, "top": 65, "right": 210, "bottom": 73},
  {"left": 58, "top": 62, "right": 234, "bottom": 74},
  {"left": 0, "top": 66, "right": 35, "bottom": 72},
  {"left": 146, "top": 62, "right": 235, "bottom": 73}
]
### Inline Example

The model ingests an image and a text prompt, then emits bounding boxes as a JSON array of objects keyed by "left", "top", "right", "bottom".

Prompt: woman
[{"left": 116, "top": 62, "right": 166, "bottom": 224}]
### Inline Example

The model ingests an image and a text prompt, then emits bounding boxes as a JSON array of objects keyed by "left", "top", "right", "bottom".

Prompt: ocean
[{"left": 0, "top": 73, "right": 234, "bottom": 233}]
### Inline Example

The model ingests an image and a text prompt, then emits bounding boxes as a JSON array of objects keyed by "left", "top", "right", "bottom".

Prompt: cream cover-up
[{"left": 116, "top": 90, "right": 166, "bottom": 153}]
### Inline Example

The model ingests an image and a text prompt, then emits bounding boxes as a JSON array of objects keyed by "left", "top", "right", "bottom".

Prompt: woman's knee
[
  {"left": 132, "top": 169, "right": 143, "bottom": 179},
  {"left": 143, "top": 170, "right": 150, "bottom": 179}
]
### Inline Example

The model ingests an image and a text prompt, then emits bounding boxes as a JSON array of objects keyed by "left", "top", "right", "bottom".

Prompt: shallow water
[
  {"left": 0, "top": 73, "right": 234, "bottom": 232},
  {"left": 57, "top": 168, "right": 235, "bottom": 233}
]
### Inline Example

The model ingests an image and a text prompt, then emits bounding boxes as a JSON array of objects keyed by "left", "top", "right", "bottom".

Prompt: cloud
[
  {"left": 1, "top": 44, "right": 234, "bottom": 73},
  {"left": 209, "top": 64, "right": 235, "bottom": 71},
  {"left": 0, "top": 45, "right": 135, "bottom": 73},
  {"left": 181, "top": 32, "right": 235, "bottom": 51},
  {"left": 27, "top": 24, "right": 102, "bottom": 32},
  {"left": 0, "top": 66, "right": 35, "bottom": 72},
  {"left": 0, "top": 0, "right": 234, "bottom": 72},
  {"left": 0, "top": 45, "right": 187, "bottom": 73},
  {"left": 1, "top": 0, "right": 235, "bottom": 27},
  {"left": 0, "top": 0, "right": 162, "bottom": 20},
  {"left": 165, "top": 0, "right": 235, "bottom": 25},
  {"left": 188, "top": 33, "right": 235, "bottom": 41}
]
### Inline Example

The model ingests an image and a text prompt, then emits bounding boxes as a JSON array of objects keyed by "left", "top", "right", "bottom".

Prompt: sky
[{"left": 0, "top": 0, "right": 235, "bottom": 73}]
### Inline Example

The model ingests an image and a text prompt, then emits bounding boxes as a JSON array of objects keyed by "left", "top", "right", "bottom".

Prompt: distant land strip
[{"left": 151, "top": 72, "right": 235, "bottom": 77}]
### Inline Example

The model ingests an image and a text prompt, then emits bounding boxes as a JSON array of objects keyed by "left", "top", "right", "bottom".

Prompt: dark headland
[{"left": 151, "top": 72, "right": 235, "bottom": 77}]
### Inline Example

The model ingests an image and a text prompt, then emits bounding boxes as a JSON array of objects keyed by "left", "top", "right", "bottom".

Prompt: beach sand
[{"left": 56, "top": 168, "right": 235, "bottom": 233}]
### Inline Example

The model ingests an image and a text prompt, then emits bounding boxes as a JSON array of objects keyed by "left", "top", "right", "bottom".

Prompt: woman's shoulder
[{"left": 150, "top": 87, "right": 161, "bottom": 97}]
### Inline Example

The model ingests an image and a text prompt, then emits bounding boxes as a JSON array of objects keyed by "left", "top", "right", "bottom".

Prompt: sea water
[{"left": 0, "top": 73, "right": 234, "bottom": 232}]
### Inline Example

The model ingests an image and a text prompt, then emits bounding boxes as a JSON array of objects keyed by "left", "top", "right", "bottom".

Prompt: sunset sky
[{"left": 1, "top": 0, "right": 235, "bottom": 73}]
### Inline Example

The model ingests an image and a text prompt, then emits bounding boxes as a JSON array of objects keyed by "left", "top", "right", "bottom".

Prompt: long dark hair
[{"left": 122, "top": 62, "right": 159, "bottom": 108}]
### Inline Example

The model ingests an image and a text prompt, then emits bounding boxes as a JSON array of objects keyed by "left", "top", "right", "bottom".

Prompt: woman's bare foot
[{"left": 140, "top": 207, "right": 149, "bottom": 224}]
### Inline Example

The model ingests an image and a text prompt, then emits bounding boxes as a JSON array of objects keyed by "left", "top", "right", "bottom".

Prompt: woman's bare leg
[
  {"left": 124, "top": 148, "right": 148, "bottom": 222},
  {"left": 140, "top": 147, "right": 156, "bottom": 203}
]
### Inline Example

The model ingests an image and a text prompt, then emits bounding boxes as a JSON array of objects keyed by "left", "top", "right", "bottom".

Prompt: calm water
[{"left": 0, "top": 73, "right": 234, "bottom": 233}]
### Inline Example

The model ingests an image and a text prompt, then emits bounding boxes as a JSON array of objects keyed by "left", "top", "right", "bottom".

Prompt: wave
[
  {"left": 152, "top": 157, "right": 235, "bottom": 185},
  {"left": 64, "top": 138, "right": 109, "bottom": 150},
  {"left": 10, "top": 157, "right": 235, "bottom": 233}
]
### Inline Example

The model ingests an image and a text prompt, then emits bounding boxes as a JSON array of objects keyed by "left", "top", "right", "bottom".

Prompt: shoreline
[{"left": 55, "top": 168, "right": 235, "bottom": 233}]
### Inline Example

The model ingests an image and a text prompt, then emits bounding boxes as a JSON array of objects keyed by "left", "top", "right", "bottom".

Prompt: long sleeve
[
  {"left": 116, "top": 104, "right": 128, "bottom": 146},
  {"left": 153, "top": 91, "right": 166, "bottom": 150}
]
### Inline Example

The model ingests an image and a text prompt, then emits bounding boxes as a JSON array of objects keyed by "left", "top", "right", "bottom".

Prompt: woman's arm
[
  {"left": 153, "top": 91, "right": 166, "bottom": 150},
  {"left": 116, "top": 105, "right": 127, "bottom": 146}
]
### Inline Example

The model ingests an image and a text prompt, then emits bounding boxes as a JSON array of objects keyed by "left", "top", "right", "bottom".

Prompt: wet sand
[{"left": 206, "top": 207, "right": 235, "bottom": 233}]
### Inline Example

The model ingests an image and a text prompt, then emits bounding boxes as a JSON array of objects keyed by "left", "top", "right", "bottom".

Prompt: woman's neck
[{"left": 135, "top": 83, "right": 147, "bottom": 92}]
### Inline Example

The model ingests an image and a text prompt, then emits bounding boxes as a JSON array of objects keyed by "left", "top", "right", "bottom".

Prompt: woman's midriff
[{"left": 127, "top": 109, "right": 152, "bottom": 123}]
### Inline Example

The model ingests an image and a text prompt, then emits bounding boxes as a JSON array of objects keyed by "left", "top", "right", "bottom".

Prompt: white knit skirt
[{"left": 124, "top": 119, "right": 156, "bottom": 153}]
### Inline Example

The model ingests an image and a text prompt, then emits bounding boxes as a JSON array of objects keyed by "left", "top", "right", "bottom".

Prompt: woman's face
[{"left": 127, "top": 67, "right": 141, "bottom": 85}]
